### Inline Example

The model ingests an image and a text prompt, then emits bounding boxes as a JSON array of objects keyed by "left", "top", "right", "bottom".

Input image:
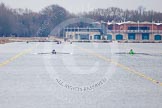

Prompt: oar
[
  {"left": 37, "top": 52, "right": 52, "bottom": 55},
  {"left": 56, "top": 52, "right": 72, "bottom": 54}
]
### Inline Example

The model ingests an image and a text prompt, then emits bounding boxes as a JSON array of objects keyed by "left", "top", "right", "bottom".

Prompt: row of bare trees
[
  {"left": 0, "top": 3, "right": 162, "bottom": 37},
  {"left": 82, "top": 6, "right": 162, "bottom": 22}
]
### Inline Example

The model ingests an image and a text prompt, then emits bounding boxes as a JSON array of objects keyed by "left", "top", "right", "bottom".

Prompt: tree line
[
  {"left": 0, "top": 3, "right": 162, "bottom": 37},
  {"left": 82, "top": 6, "right": 162, "bottom": 22}
]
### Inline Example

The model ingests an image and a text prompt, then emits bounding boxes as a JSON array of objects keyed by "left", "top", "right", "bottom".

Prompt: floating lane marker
[
  {"left": 0, "top": 44, "right": 39, "bottom": 67},
  {"left": 76, "top": 46, "right": 162, "bottom": 86}
]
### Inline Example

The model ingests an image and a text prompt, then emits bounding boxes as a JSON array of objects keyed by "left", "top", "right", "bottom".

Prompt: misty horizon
[{"left": 0, "top": 0, "right": 162, "bottom": 13}]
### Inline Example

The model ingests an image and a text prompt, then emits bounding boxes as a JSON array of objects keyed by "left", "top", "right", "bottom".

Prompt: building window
[
  {"left": 80, "top": 34, "right": 89, "bottom": 40},
  {"left": 75, "top": 34, "right": 79, "bottom": 40},
  {"left": 68, "top": 35, "right": 73, "bottom": 39},
  {"left": 90, "top": 36, "right": 92, "bottom": 40},
  {"left": 116, "top": 34, "right": 123, "bottom": 40},
  {"left": 154, "top": 35, "right": 162, "bottom": 40},
  {"left": 107, "top": 34, "right": 112, "bottom": 40},
  {"left": 142, "top": 33, "right": 149, "bottom": 40},
  {"left": 128, "top": 27, "right": 150, "bottom": 30},
  {"left": 94, "top": 35, "right": 101, "bottom": 40},
  {"left": 128, "top": 27, "right": 138, "bottom": 30},
  {"left": 128, "top": 33, "right": 135, "bottom": 40},
  {"left": 108, "top": 25, "right": 113, "bottom": 30}
]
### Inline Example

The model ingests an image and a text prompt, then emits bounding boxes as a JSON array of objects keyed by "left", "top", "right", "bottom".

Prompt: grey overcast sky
[{"left": 0, "top": 0, "right": 161, "bottom": 13}]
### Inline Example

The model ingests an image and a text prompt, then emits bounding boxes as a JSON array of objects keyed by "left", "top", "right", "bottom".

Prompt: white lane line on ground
[
  {"left": 0, "top": 44, "right": 39, "bottom": 68},
  {"left": 76, "top": 46, "right": 162, "bottom": 86}
]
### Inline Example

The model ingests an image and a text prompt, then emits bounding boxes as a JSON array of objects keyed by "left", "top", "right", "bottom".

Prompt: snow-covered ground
[{"left": 0, "top": 42, "right": 162, "bottom": 108}]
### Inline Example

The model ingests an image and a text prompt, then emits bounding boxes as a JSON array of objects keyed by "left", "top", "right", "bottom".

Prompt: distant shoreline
[{"left": 1, "top": 37, "right": 162, "bottom": 44}]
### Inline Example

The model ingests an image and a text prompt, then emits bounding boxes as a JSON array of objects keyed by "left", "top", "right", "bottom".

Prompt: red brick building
[{"left": 107, "top": 21, "right": 162, "bottom": 42}]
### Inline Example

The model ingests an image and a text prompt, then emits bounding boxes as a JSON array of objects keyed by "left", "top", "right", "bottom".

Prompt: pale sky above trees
[{"left": 0, "top": 0, "right": 161, "bottom": 13}]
